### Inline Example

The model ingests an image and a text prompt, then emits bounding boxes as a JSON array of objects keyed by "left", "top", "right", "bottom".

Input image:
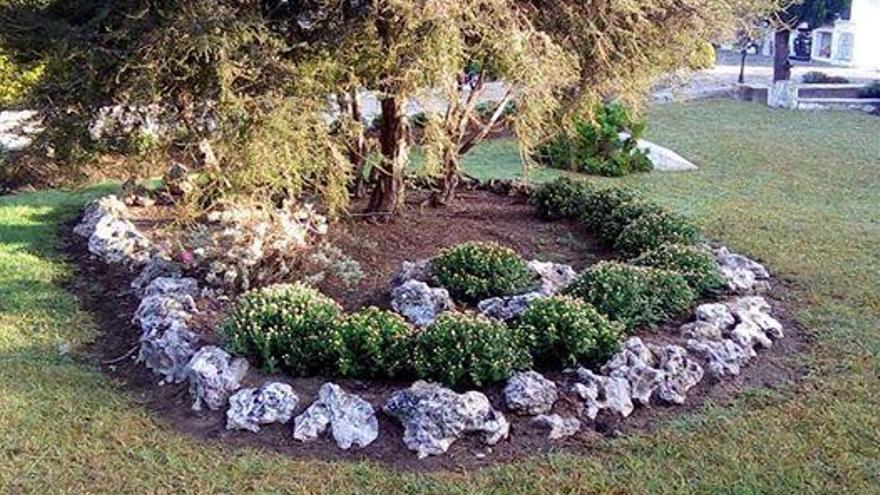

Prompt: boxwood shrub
[
  {"left": 597, "top": 198, "right": 665, "bottom": 244},
  {"left": 432, "top": 241, "right": 536, "bottom": 304},
  {"left": 222, "top": 283, "right": 342, "bottom": 375},
  {"left": 578, "top": 186, "right": 639, "bottom": 232},
  {"left": 563, "top": 262, "right": 696, "bottom": 330},
  {"left": 413, "top": 312, "right": 531, "bottom": 388},
  {"left": 531, "top": 177, "right": 595, "bottom": 220},
  {"left": 614, "top": 210, "right": 700, "bottom": 259},
  {"left": 335, "top": 307, "right": 414, "bottom": 379},
  {"left": 516, "top": 296, "right": 623, "bottom": 368},
  {"left": 632, "top": 243, "right": 725, "bottom": 296}
]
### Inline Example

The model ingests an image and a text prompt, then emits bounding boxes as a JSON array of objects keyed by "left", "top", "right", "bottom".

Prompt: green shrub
[
  {"left": 222, "top": 283, "right": 342, "bottom": 375},
  {"left": 563, "top": 262, "right": 695, "bottom": 330},
  {"left": 335, "top": 307, "right": 414, "bottom": 379},
  {"left": 0, "top": 51, "right": 44, "bottom": 106},
  {"left": 802, "top": 71, "right": 850, "bottom": 84},
  {"left": 578, "top": 186, "right": 639, "bottom": 232},
  {"left": 516, "top": 296, "right": 623, "bottom": 368},
  {"left": 432, "top": 241, "right": 536, "bottom": 304},
  {"left": 531, "top": 177, "right": 595, "bottom": 220},
  {"left": 632, "top": 243, "right": 725, "bottom": 296},
  {"left": 413, "top": 313, "right": 531, "bottom": 388},
  {"left": 859, "top": 82, "right": 880, "bottom": 98},
  {"left": 614, "top": 210, "right": 700, "bottom": 258},
  {"left": 597, "top": 198, "right": 665, "bottom": 244}
]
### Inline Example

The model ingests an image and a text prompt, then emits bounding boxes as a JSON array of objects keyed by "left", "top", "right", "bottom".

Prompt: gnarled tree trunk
[{"left": 367, "top": 95, "right": 407, "bottom": 216}]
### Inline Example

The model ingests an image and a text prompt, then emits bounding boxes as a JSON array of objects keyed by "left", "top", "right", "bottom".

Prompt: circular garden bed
[{"left": 68, "top": 178, "right": 806, "bottom": 468}]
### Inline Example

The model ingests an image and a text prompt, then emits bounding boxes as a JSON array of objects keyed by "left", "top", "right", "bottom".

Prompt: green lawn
[{"left": 1, "top": 99, "right": 879, "bottom": 493}]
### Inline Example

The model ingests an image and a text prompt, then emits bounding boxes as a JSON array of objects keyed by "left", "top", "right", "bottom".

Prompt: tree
[{"left": 772, "top": 0, "right": 852, "bottom": 81}]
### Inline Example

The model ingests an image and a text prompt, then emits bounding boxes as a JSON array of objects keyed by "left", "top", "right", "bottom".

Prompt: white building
[{"left": 810, "top": 0, "right": 880, "bottom": 69}]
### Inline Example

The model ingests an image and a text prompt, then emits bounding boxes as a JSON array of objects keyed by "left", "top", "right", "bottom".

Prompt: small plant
[
  {"left": 563, "top": 262, "right": 695, "bottom": 330},
  {"left": 614, "top": 210, "right": 700, "bottom": 259},
  {"left": 335, "top": 307, "right": 414, "bottom": 379},
  {"left": 432, "top": 241, "right": 537, "bottom": 304},
  {"left": 516, "top": 296, "right": 623, "bottom": 368},
  {"left": 597, "top": 198, "right": 665, "bottom": 245},
  {"left": 413, "top": 312, "right": 531, "bottom": 388},
  {"left": 859, "top": 82, "right": 880, "bottom": 98},
  {"left": 578, "top": 186, "right": 639, "bottom": 232},
  {"left": 802, "top": 71, "right": 850, "bottom": 84},
  {"left": 222, "top": 283, "right": 342, "bottom": 375},
  {"left": 531, "top": 177, "right": 595, "bottom": 220},
  {"left": 632, "top": 243, "right": 725, "bottom": 296}
]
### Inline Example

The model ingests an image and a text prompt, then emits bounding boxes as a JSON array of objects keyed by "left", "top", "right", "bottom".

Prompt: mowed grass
[{"left": 1, "top": 99, "right": 879, "bottom": 493}]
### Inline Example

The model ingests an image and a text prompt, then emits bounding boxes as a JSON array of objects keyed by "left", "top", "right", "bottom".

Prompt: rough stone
[
  {"left": 185, "top": 346, "right": 249, "bottom": 411},
  {"left": 527, "top": 260, "right": 577, "bottom": 295},
  {"left": 390, "top": 280, "right": 454, "bottom": 327},
  {"left": 714, "top": 246, "right": 771, "bottom": 294},
  {"left": 293, "top": 383, "right": 379, "bottom": 450},
  {"left": 131, "top": 254, "right": 183, "bottom": 296},
  {"left": 656, "top": 345, "right": 704, "bottom": 404},
  {"left": 680, "top": 320, "right": 723, "bottom": 340},
  {"left": 729, "top": 320, "right": 772, "bottom": 356},
  {"left": 477, "top": 292, "right": 542, "bottom": 321},
  {"left": 687, "top": 338, "right": 751, "bottom": 379},
  {"left": 390, "top": 259, "right": 433, "bottom": 288},
  {"left": 602, "top": 337, "right": 655, "bottom": 375},
  {"left": 226, "top": 382, "right": 299, "bottom": 433},
  {"left": 142, "top": 276, "right": 199, "bottom": 299},
  {"left": 572, "top": 368, "right": 634, "bottom": 418},
  {"left": 694, "top": 303, "right": 736, "bottom": 330},
  {"left": 626, "top": 365, "right": 666, "bottom": 405},
  {"left": 503, "top": 371, "right": 558, "bottom": 415},
  {"left": 138, "top": 320, "right": 200, "bottom": 384},
  {"left": 74, "top": 195, "right": 128, "bottom": 238},
  {"left": 531, "top": 414, "right": 581, "bottom": 440},
  {"left": 383, "top": 381, "right": 510, "bottom": 459},
  {"left": 88, "top": 215, "right": 152, "bottom": 265},
  {"left": 729, "top": 296, "right": 784, "bottom": 339}
]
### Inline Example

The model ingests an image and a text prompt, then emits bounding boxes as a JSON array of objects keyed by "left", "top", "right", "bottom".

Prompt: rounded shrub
[
  {"left": 614, "top": 210, "right": 700, "bottom": 259},
  {"left": 563, "top": 262, "right": 695, "bottom": 331},
  {"left": 531, "top": 177, "right": 595, "bottom": 220},
  {"left": 578, "top": 186, "right": 639, "bottom": 232},
  {"left": 632, "top": 243, "right": 725, "bottom": 296},
  {"left": 516, "top": 296, "right": 623, "bottom": 368},
  {"left": 432, "top": 241, "right": 536, "bottom": 304},
  {"left": 222, "top": 283, "right": 342, "bottom": 375},
  {"left": 597, "top": 198, "right": 665, "bottom": 244},
  {"left": 335, "top": 307, "right": 414, "bottom": 379},
  {"left": 413, "top": 312, "right": 531, "bottom": 388}
]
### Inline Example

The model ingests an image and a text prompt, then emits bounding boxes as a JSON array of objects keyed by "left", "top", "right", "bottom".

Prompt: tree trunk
[
  {"left": 347, "top": 87, "right": 368, "bottom": 198},
  {"left": 436, "top": 148, "right": 460, "bottom": 206},
  {"left": 773, "top": 30, "right": 792, "bottom": 82},
  {"left": 738, "top": 49, "right": 748, "bottom": 84},
  {"left": 366, "top": 95, "right": 407, "bottom": 216}
]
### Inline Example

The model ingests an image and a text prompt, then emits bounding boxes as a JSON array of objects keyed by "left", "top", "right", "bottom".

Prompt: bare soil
[{"left": 63, "top": 191, "right": 811, "bottom": 472}]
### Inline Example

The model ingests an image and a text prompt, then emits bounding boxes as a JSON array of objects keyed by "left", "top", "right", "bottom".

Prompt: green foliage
[
  {"left": 413, "top": 312, "right": 531, "bottom": 388},
  {"left": 432, "top": 241, "right": 536, "bottom": 304},
  {"left": 597, "top": 198, "right": 665, "bottom": 245},
  {"left": 688, "top": 41, "right": 716, "bottom": 70},
  {"left": 859, "top": 82, "right": 880, "bottom": 98},
  {"left": 577, "top": 185, "right": 640, "bottom": 232},
  {"left": 632, "top": 243, "right": 725, "bottom": 296},
  {"left": 516, "top": 296, "right": 623, "bottom": 368},
  {"left": 536, "top": 102, "right": 653, "bottom": 177},
  {"left": 221, "top": 283, "right": 342, "bottom": 375},
  {"left": 563, "top": 262, "right": 695, "bottom": 330},
  {"left": 614, "top": 210, "right": 700, "bottom": 259},
  {"left": 335, "top": 307, "right": 414, "bottom": 379},
  {"left": 0, "top": 49, "right": 43, "bottom": 106},
  {"left": 802, "top": 71, "right": 850, "bottom": 84},
  {"left": 530, "top": 176, "right": 596, "bottom": 220}
]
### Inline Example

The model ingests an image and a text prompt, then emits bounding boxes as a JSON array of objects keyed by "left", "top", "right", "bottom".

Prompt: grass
[{"left": 1, "top": 99, "right": 879, "bottom": 493}]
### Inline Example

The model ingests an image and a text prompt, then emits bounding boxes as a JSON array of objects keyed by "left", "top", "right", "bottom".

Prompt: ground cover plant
[{"left": 1, "top": 100, "right": 879, "bottom": 492}]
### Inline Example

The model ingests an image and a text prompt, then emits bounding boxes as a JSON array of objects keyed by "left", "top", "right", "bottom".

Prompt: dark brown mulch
[{"left": 63, "top": 195, "right": 811, "bottom": 472}]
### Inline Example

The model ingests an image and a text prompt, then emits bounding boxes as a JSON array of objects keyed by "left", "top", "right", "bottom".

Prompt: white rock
[
  {"left": 729, "top": 320, "right": 772, "bottom": 356},
  {"left": 0, "top": 109, "right": 41, "bottom": 152},
  {"left": 383, "top": 381, "right": 509, "bottom": 459},
  {"left": 531, "top": 414, "right": 581, "bottom": 440},
  {"left": 656, "top": 345, "right": 704, "bottom": 404},
  {"left": 680, "top": 320, "right": 723, "bottom": 340},
  {"left": 74, "top": 195, "right": 128, "bottom": 238},
  {"left": 477, "top": 292, "right": 542, "bottom": 321},
  {"left": 138, "top": 319, "right": 200, "bottom": 384},
  {"left": 626, "top": 365, "right": 666, "bottom": 405},
  {"left": 503, "top": 371, "right": 558, "bottom": 415},
  {"left": 729, "top": 296, "right": 784, "bottom": 339},
  {"left": 185, "top": 346, "right": 249, "bottom": 411},
  {"left": 636, "top": 139, "right": 699, "bottom": 172},
  {"left": 293, "top": 383, "right": 378, "bottom": 450},
  {"left": 527, "top": 260, "right": 577, "bottom": 295},
  {"left": 714, "top": 246, "right": 771, "bottom": 294},
  {"left": 142, "top": 277, "right": 199, "bottom": 299},
  {"left": 572, "top": 368, "right": 634, "bottom": 418},
  {"left": 694, "top": 303, "right": 736, "bottom": 330},
  {"left": 602, "top": 337, "right": 655, "bottom": 375},
  {"left": 88, "top": 215, "right": 152, "bottom": 265},
  {"left": 390, "top": 259, "right": 433, "bottom": 288},
  {"left": 131, "top": 254, "right": 183, "bottom": 296},
  {"left": 227, "top": 382, "right": 299, "bottom": 433},
  {"left": 390, "top": 280, "right": 454, "bottom": 327},
  {"left": 687, "top": 338, "right": 751, "bottom": 379}
]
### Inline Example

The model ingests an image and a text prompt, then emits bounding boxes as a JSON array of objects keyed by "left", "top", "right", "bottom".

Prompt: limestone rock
[
  {"left": 680, "top": 320, "right": 723, "bottom": 340},
  {"left": 714, "top": 246, "right": 771, "bottom": 294},
  {"left": 131, "top": 254, "right": 183, "bottom": 296},
  {"left": 138, "top": 319, "right": 200, "bottom": 384},
  {"left": 531, "top": 414, "right": 581, "bottom": 440},
  {"left": 694, "top": 303, "right": 736, "bottom": 330},
  {"left": 390, "top": 280, "right": 454, "bottom": 327},
  {"left": 383, "top": 381, "right": 510, "bottom": 459},
  {"left": 527, "top": 260, "right": 577, "bottom": 295},
  {"left": 390, "top": 259, "right": 433, "bottom": 288},
  {"left": 729, "top": 296, "right": 784, "bottom": 339},
  {"left": 74, "top": 195, "right": 128, "bottom": 238},
  {"left": 729, "top": 320, "right": 772, "bottom": 356},
  {"left": 293, "top": 383, "right": 378, "bottom": 450},
  {"left": 572, "top": 369, "right": 634, "bottom": 419},
  {"left": 477, "top": 292, "right": 542, "bottom": 321},
  {"left": 88, "top": 215, "right": 152, "bottom": 266},
  {"left": 503, "top": 371, "right": 558, "bottom": 415},
  {"left": 185, "top": 346, "right": 249, "bottom": 411},
  {"left": 625, "top": 365, "right": 666, "bottom": 405},
  {"left": 656, "top": 345, "right": 704, "bottom": 404},
  {"left": 142, "top": 277, "right": 199, "bottom": 299},
  {"left": 226, "top": 382, "right": 299, "bottom": 433},
  {"left": 602, "top": 337, "right": 656, "bottom": 375},
  {"left": 687, "top": 338, "right": 750, "bottom": 379}
]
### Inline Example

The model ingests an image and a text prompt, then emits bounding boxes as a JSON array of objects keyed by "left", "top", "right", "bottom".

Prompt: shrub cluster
[
  {"left": 563, "top": 262, "right": 696, "bottom": 331},
  {"left": 413, "top": 313, "right": 531, "bottom": 388},
  {"left": 614, "top": 210, "right": 700, "bottom": 259},
  {"left": 516, "top": 296, "right": 623, "bottom": 368},
  {"left": 530, "top": 176, "right": 596, "bottom": 220},
  {"left": 632, "top": 243, "right": 725, "bottom": 296},
  {"left": 432, "top": 241, "right": 537, "bottom": 304},
  {"left": 801, "top": 71, "right": 850, "bottom": 84},
  {"left": 335, "top": 307, "right": 414, "bottom": 379},
  {"left": 535, "top": 101, "right": 653, "bottom": 177}
]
